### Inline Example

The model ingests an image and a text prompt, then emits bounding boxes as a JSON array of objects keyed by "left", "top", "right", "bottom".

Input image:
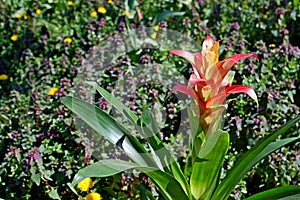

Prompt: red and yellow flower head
[{"left": 169, "top": 36, "right": 258, "bottom": 136}]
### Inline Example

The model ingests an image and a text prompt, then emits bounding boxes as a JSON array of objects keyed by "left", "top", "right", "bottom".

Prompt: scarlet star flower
[{"left": 169, "top": 36, "right": 258, "bottom": 137}]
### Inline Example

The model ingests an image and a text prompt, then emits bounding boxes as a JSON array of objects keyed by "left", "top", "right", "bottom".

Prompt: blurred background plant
[{"left": 0, "top": 0, "right": 299, "bottom": 199}]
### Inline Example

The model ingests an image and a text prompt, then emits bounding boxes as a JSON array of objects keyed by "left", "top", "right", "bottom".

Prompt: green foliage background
[{"left": 0, "top": 0, "right": 299, "bottom": 199}]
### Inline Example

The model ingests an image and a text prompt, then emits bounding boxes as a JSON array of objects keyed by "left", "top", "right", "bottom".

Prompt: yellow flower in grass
[
  {"left": 97, "top": 7, "right": 106, "bottom": 14},
  {"left": 48, "top": 87, "right": 59, "bottom": 96},
  {"left": 10, "top": 35, "right": 18, "bottom": 41},
  {"left": 36, "top": 9, "right": 41, "bottom": 15},
  {"left": 85, "top": 192, "right": 102, "bottom": 200},
  {"left": 77, "top": 178, "right": 94, "bottom": 192},
  {"left": 154, "top": 25, "right": 159, "bottom": 31},
  {"left": 64, "top": 37, "right": 72, "bottom": 43},
  {"left": 67, "top": 1, "right": 73, "bottom": 6},
  {"left": 90, "top": 11, "right": 97, "bottom": 17},
  {"left": 151, "top": 32, "right": 157, "bottom": 39},
  {"left": 23, "top": 15, "right": 28, "bottom": 19},
  {"left": 0, "top": 74, "right": 8, "bottom": 80},
  {"left": 108, "top": 0, "right": 113, "bottom": 4},
  {"left": 122, "top": 11, "right": 130, "bottom": 17},
  {"left": 15, "top": 13, "right": 24, "bottom": 19}
]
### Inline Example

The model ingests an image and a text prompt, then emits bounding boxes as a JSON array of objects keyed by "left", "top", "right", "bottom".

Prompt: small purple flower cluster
[
  {"left": 24, "top": 147, "right": 40, "bottom": 166},
  {"left": 157, "top": 21, "right": 168, "bottom": 29},
  {"left": 140, "top": 54, "right": 152, "bottom": 64}
]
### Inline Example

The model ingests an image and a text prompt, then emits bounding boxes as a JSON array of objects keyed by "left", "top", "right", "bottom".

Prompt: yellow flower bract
[
  {"left": 48, "top": 87, "right": 59, "bottom": 96},
  {"left": 36, "top": 9, "right": 41, "bottom": 15},
  {"left": 64, "top": 38, "right": 72, "bottom": 43},
  {"left": 11, "top": 35, "right": 18, "bottom": 41},
  {"left": 97, "top": 7, "right": 106, "bottom": 14},
  {"left": 90, "top": 11, "right": 97, "bottom": 17},
  {"left": 77, "top": 178, "right": 94, "bottom": 192},
  {"left": 0, "top": 74, "right": 8, "bottom": 80},
  {"left": 85, "top": 192, "right": 102, "bottom": 200}
]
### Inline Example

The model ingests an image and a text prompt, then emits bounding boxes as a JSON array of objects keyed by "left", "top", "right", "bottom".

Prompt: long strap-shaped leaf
[
  {"left": 190, "top": 130, "right": 229, "bottom": 200},
  {"left": 140, "top": 108, "right": 192, "bottom": 199},
  {"left": 93, "top": 83, "right": 139, "bottom": 124},
  {"left": 95, "top": 84, "right": 168, "bottom": 161},
  {"left": 62, "top": 96, "right": 154, "bottom": 167},
  {"left": 72, "top": 159, "right": 189, "bottom": 200},
  {"left": 62, "top": 96, "right": 190, "bottom": 199},
  {"left": 211, "top": 115, "right": 300, "bottom": 200},
  {"left": 244, "top": 186, "right": 300, "bottom": 200},
  {"left": 95, "top": 85, "right": 191, "bottom": 198}
]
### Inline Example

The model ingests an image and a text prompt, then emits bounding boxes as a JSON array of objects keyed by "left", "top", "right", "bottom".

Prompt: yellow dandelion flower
[
  {"left": 154, "top": 25, "right": 159, "bottom": 31},
  {"left": 0, "top": 74, "right": 8, "bottom": 81},
  {"left": 15, "top": 13, "right": 24, "bottom": 19},
  {"left": 77, "top": 178, "right": 94, "bottom": 192},
  {"left": 151, "top": 32, "right": 157, "bottom": 39},
  {"left": 90, "top": 11, "right": 97, "bottom": 17},
  {"left": 67, "top": 1, "right": 73, "bottom": 6},
  {"left": 108, "top": 0, "right": 113, "bottom": 4},
  {"left": 48, "top": 87, "right": 59, "bottom": 96},
  {"left": 97, "top": 7, "right": 106, "bottom": 14},
  {"left": 10, "top": 35, "right": 18, "bottom": 41},
  {"left": 36, "top": 9, "right": 41, "bottom": 15},
  {"left": 64, "top": 37, "right": 72, "bottom": 43},
  {"left": 122, "top": 11, "right": 130, "bottom": 17},
  {"left": 85, "top": 192, "right": 102, "bottom": 200}
]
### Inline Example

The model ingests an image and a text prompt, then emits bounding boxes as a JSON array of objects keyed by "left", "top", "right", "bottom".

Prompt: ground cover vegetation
[{"left": 0, "top": 0, "right": 299, "bottom": 199}]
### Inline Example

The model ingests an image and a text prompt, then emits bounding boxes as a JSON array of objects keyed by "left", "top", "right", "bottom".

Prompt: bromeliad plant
[
  {"left": 62, "top": 36, "right": 300, "bottom": 200},
  {"left": 169, "top": 36, "right": 258, "bottom": 138}
]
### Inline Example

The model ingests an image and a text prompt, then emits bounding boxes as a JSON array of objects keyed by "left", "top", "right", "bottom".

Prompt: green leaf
[
  {"left": 187, "top": 105, "right": 200, "bottom": 141},
  {"left": 31, "top": 172, "right": 41, "bottom": 186},
  {"left": 139, "top": 108, "right": 191, "bottom": 198},
  {"left": 0, "top": 114, "right": 11, "bottom": 125},
  {"left": 140, "top": 107, "right": 160, "bottom": 138},
  {"left": 94, "top": 82, "right": 169, "bottom": 171},
  {"left": 66, "top": 183, "right": 78, "bottom": 196},
  {"left": 153, "top": 10, "right": 185, "bottom": 25},
  {"left": 48, "top": 188, "right": 60, "bottom": 200},
  {"left": 244, "top": 186, "right": 300, "bottom": 200},
  {"left": 255, "top": 137, "right": 300, "bottom": 165},
  {"left": 190, "top": 130, "right": 229, "bottom": 200},
  {"left": 187, "top": 105, "right": 205, "bottom": 167},
  {"left": 61, "top": 96, "right": 152, "bottom": 166},
  {"left": 93, "top": 83, "right": 139, "bottom": 124},
  {"left": 96, "top": 85, "right": 158, "bottom": 141},
  {"left": 95, "top": 83, "right": 167, "bottom": 163},
  {"left": 72, "top": 159, "right": 189, "bottom": 200},
  {"left": 168, "top": 160, "right": 192, "bottom": 199},
  {"left": 62, "top": 93, "right": 191, "bottom": 199},
  {"left": 145, "top": 170, "right": 190, "bottom": 200},
  {"left": 62, "top": 96, "right": 190, "bottom": 199},
  {"left": 211, "top": 115, "right": 300, "bottom": 200},
  {"left": 72, "top": 159, "right": 149, "bottom": 185}
]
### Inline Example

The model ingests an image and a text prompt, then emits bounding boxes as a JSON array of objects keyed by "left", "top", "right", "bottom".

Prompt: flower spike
[{"left": 169, "top": 36, "right": 258, "bottom": 136}]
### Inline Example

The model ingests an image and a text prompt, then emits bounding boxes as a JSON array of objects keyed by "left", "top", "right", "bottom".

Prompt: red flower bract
[{"left": 169, "top": 36, "right": 258, "bottom": 136}]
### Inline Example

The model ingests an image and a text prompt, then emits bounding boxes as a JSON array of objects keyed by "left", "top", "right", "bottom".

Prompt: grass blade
[{"left": 211, "top": 115, "right": 300, "bottom": 200}]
